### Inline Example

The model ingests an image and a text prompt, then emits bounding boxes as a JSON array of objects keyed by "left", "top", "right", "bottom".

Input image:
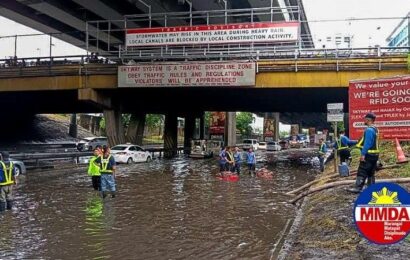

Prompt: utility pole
[
  {"left": 14, "top": 35, "right": 17, "bottom": 57},
  {"left": 333, "top": 122, "right": 338, "bottom": 174}
]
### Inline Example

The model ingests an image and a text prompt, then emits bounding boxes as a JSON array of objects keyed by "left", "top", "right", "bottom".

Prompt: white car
[
  {"left": 266, "top": 141, "right": 282, "bottom": 152},
  {"left": 110, "top": 144, "right": 152, "bottom": 164},
  {"left": 242, "top": 139, "right": 259, "bottom": 150},
  {"left": 258, "top": 142, "right": 267, "bottom": 150}
]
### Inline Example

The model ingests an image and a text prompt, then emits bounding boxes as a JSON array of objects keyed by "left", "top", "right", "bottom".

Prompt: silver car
[
  {"left": 10, "top": 159, "right": 27, "bottom": 176},
  {"left": 77, "top": 137, "right": 108, "bottom": 151}
]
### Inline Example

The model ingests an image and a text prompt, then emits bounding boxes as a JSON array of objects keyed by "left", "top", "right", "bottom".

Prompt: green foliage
[
  {"left": 145, "top": 114, "right": 164, "bottom": 129},
  {"left": 204, "top": 111, "right": 211, "bottom": 128},
  {"left": 337, "top": 121, "right": 345, "bottom": 132},
  {"left": 122, "top": 114, "right": 131, "bottom": 127},
  {"left": 280, "top": 130, "right": 289, "bottom": 138},
  {"left": 99, "top": 117, "right": 106, "bottom": 135},
  {"left": 236, "top": 112, "right": 254, "bottom": 137}
]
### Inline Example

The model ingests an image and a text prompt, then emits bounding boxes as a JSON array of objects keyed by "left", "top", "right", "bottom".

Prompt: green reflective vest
[
  {"left": 87, "top": 156, "right": 101, "bottom": 176},
  {"left": 100, "top": 155, "right": 114, "bottom": 174},
  {"left": 319, "top": 143, "right": 326, "bottom": 156},
  {"left": 356, "top": 126, "right": 380, "bottom": 154},
  {"left": 0, "top": 161, "right": 14, "bottom": 186},
  {"left": 337, "top": 137, "right": 349, "bottom": 151}
]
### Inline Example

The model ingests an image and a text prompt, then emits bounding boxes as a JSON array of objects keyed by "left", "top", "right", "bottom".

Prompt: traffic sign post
[{"left": 327, "top": 103, "right": 344, "bottom": 174}]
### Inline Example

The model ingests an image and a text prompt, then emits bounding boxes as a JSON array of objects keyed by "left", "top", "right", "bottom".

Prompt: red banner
[
  {"left": 209, "top": 112, "right": 226, "bottom": 134},
  {"left": 349, "top": 76, "right": 410, "bottom": 140}
]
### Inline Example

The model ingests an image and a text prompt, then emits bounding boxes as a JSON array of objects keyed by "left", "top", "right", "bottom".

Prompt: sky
[
  {"left": 0, "top": 0, "right": 409, "bottom": 58},
  {"left": 0, "top": 0, "right": 408, "bottom": 132},
  {"left": 303, "top": 0, "right": 410, "bottom": 48}
]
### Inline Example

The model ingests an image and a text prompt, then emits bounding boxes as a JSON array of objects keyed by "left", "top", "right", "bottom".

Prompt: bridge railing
[
  {"left": 85, "top": 6, "right": 311, "bottom": 58},
  {"left": 0, "top": 48, "right": 407, "bottom": 78}
]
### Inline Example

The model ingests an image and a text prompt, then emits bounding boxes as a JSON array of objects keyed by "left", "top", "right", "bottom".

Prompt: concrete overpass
[
  {"left": 0, "top": 54, "right": 408, "bottom": 152},
  {"left": 0, "top": 0, "right": 314, "bottom": 56},
  {"left": 0, "top": 0, "right": 408, "bottom": 156}
]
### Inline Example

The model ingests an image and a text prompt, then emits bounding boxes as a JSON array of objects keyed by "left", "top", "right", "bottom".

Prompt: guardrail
[{"left": 0, "top": 46, "right": 407, "bottom": 78}]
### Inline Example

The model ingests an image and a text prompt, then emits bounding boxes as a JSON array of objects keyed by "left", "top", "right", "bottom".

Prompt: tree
[
  {"left": 204, "top": 111, "right": 211, "bottom": 128},
  {"left": 236, "top": 112, "right": 254, "bottom": 137},
  {"left": 280, "top": 130, "right": 289, "bottom": 138},
  {"left": 145, "top": 114, "right": 164, "bottom": 136}
]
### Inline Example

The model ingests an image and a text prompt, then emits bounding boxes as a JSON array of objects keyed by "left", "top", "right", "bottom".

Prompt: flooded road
[{"left": 0, "top": 151, "right": 315, "bottom": 259}]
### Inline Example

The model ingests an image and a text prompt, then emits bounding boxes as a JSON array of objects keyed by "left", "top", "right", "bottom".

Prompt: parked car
[
  {"left": 258, "top": 142, "right": 267, "bottom": 150},
  {"left": 266, "top": 141, "right": 282, "bottom": 151},
  {"left": 10, "top": 159, "right": 27, "bottom": 176},
  {"left": 242, "top": 139, "right": 259, "bottom": 150},
  {"left": 279, "top": 138, "right": 289, "bottom": 149},
  {"left": 110, "top": 144, "right": 152, "bottom": 164},
  {"left": 77, "top": 137, "right": 108, "bottom": 151},
  {"left": 189, "top": 139, "right": 224, "bottom": 159},
  {"left": 289, "top": 134, "right": 309, "bottom": 148}
]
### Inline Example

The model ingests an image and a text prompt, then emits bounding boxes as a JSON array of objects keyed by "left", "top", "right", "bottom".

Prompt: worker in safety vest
[
  {"left": 347, "top": 113, "right": 379, "bottom": 193},
  {"left": 335, "top": 130, "right": 357, "bottom": 164},
  {"left": 88, "top": 146, "right": 102, "bottom": 191},
  {"left": 318, "top": 138, "right": 327, "bottom": 173},
  {"left": 0, "top": 151, "right": 17, "bottom": 212},
  {"left": 95, "top": 146, "right": 117, "bottom": 199},
  {"left": 226, "top": 146, "right": 235, "bottom": 172}
]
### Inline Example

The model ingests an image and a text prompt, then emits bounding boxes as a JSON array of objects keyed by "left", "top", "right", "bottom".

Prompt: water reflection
[{"left": 1, "top": 151, "right": 315, "bottom": 259}]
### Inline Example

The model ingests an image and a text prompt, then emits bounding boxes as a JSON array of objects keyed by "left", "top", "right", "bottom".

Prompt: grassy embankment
[{"left": 286, "top": 141, "right": 410, "bottom": 259}]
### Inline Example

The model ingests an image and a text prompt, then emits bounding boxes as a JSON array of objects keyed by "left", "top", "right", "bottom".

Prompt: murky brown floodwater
[{"left": 0, "top": 151, "right": 315, "bottom": 259}]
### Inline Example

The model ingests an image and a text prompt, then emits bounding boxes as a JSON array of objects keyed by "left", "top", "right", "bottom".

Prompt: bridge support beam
[
  {"left": 68, "top": 114, "right": 77, "bottom": 138},
  {"left": 104, "top": 109, "right": 125, "bottom": 147},
  {"left": 184, "top": 115, "right": 196, "bottom": 154},
  {"left": 164, "top": 113, "right": 178, "bottom": 158},
  {"left": 78, "top": 89, "right": 111, "bottom": 109},
  {"left": 225, "top": 112, "right": 236, "bottom": 146},
  {"left": 273, "top": 112, "right": 280, "bottom": 141},
  {"left": 126, "top": 113, "right": 146, "bottom": 145}
]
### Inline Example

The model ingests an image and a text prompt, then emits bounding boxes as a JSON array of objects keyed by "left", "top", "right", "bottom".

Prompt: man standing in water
[
  {"left": 88, "top": 146, "right": 102, "bottom": 191},
  {"left": 95, "top": 146, "right": 117, "bottom": 198},
  {"left": 226, "top": 146, "right": 235, "bottom": 172},
  {"left": 0, "top": 152, "right": 17, "bottom": 212},
  {"left": 348, "top": 113, "right": 379, "bottom": 193},
  {"left": 246, "top": 148, "right": 256, "bottom": 175},
  {"left": 233, "top": 146, "right": 242, "bottom": 175},
  {"left": 219, "top": 146, "right": 227, "bottom": 172}
]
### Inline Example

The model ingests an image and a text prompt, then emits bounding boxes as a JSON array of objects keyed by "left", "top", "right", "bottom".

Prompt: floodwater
[{"left": 0, "top": 151, "right": 316, "bottom": 259}]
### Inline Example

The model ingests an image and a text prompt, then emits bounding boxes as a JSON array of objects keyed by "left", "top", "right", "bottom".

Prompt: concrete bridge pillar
[
  {"left": 104, "top": 109, "right": 125, "bottom": 147},
  {"left": 164, "top": 113, "right": 178, "bottom": 158},
  {"left": 225, "top": 112, "right": 236, "bottom": 146},
  {"left": 68, "top": 114, "right": 77, "bottom": 138},
  {"left": 184, "top": 115, "right": 196, "bottom": 154},
  {"left": 274, "top": 112, "right": 280, "bottom": 141},
  {"left": 126, "top": 113, "right": 146, "bottom": 145}
]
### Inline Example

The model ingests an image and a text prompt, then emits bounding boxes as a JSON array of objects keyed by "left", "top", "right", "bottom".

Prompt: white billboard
[
  {"left": 118, "top": 62, "right": 256, "bottom": 88},
  {"left": 126, "top": 22, "right": 299, "bottom": 47}
]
